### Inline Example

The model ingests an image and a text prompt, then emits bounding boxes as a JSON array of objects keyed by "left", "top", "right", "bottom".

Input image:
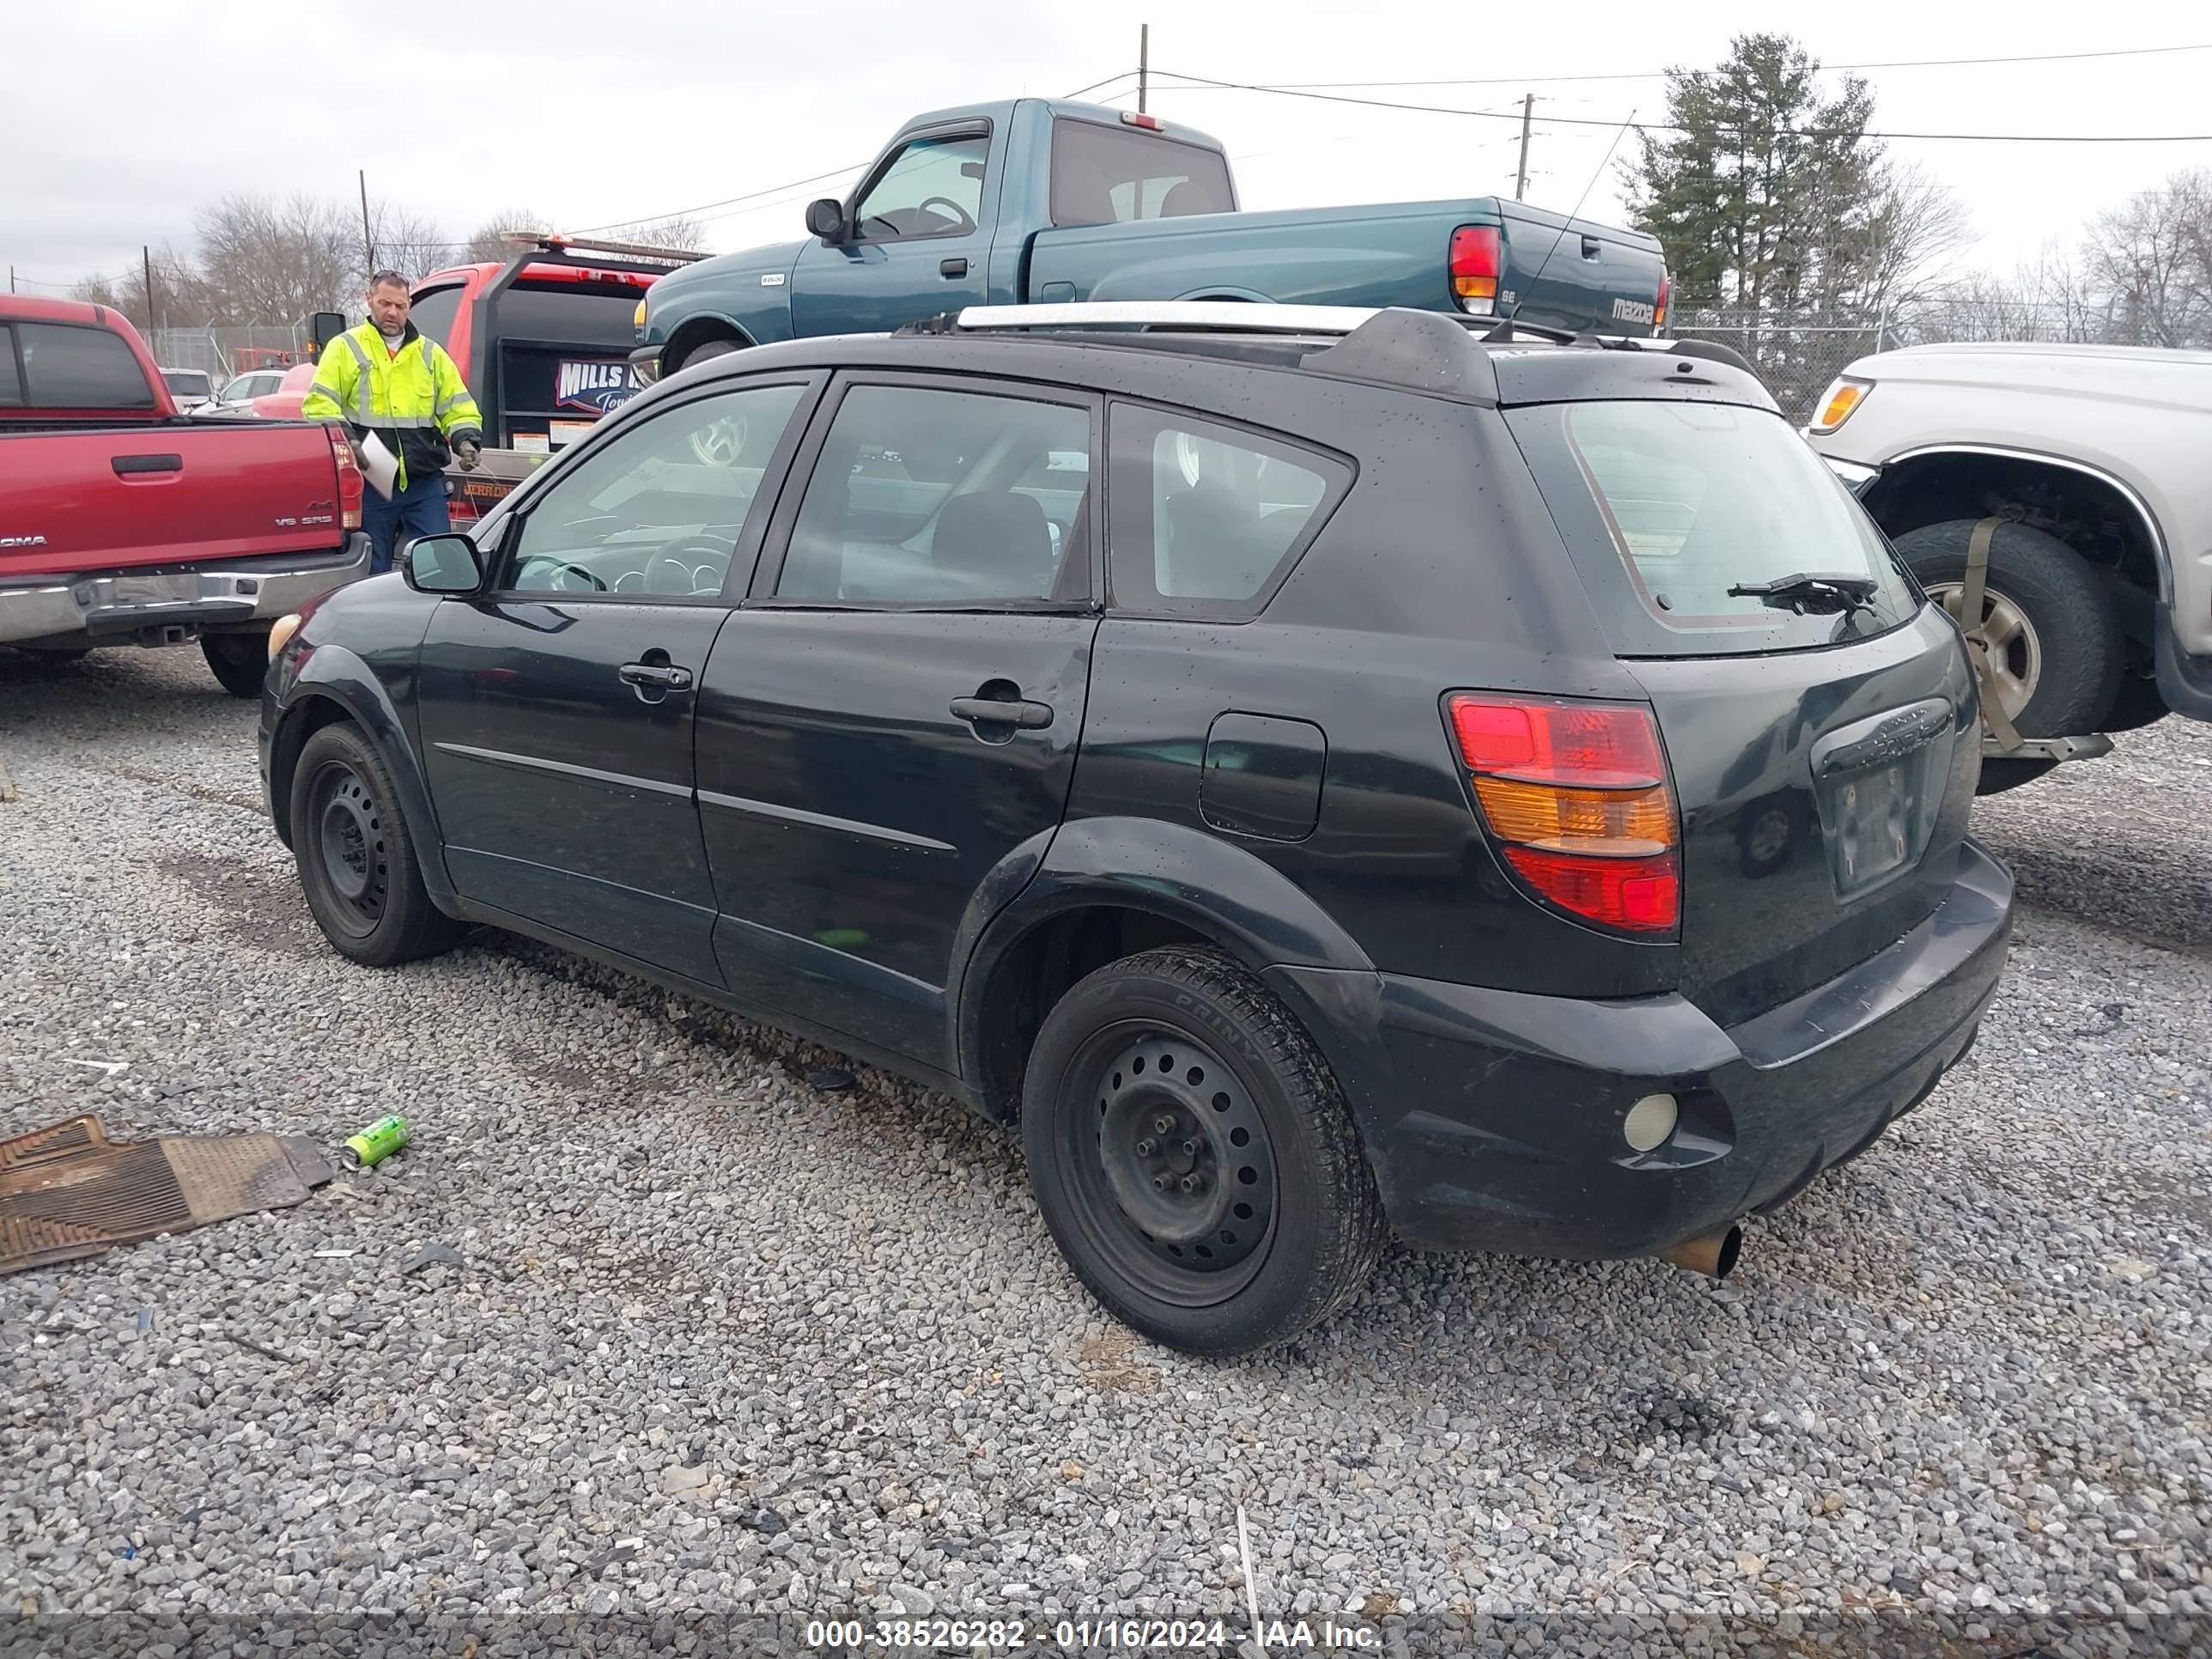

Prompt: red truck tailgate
[{"left": 0, "top": 422, "right": 344, "bottom": 580}]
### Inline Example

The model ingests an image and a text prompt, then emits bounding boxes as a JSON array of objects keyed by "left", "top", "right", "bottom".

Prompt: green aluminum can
[{"left": 342, "top": 1114, "right": 410, "bottom": 1169}]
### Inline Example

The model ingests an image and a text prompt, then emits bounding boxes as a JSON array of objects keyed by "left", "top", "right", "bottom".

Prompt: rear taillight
[
  {"left": 326, "top": 427, "right": 363, "bottom": 531},
  {"left": 1654, "top": 272, "right": 1672, "bottom": 331},
  {"left": 1449, "top": 224, "right": 1501, "bottom": 314},
  {"left": 1447, "top": 693, "right": 1680, "bottom": 936}
]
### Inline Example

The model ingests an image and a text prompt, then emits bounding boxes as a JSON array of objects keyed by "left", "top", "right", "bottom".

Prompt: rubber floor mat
[{"left": 0, "top": 1114, "right": 333, "bottom": 1274}]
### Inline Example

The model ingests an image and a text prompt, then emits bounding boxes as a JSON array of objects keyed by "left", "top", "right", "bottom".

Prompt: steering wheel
[
  {"left": 520, "top": 557, "right": 607, "bottom": 592},
  {"left": 645, "top": 538, "right": 733, "bottom": 596},
  {"left": 916, "top": 195, "right": 976, "bottom": 234}
]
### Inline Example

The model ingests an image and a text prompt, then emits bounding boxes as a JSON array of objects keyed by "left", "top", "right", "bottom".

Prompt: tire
[
  {"left": 1893, "top": 519, "right": 2123, "bottom": 738},
  {"left": 202, "top": 629, "right": 272, "bottom": 699},
  {"left": 667, "top": 336, "right": 742, "bottom": 376},
  {"left": 289, "top": 721, "right": 465, "bottom": 967},
  {"left": 1020, "top": 946, "right": 1387, "bottom": 1355}
]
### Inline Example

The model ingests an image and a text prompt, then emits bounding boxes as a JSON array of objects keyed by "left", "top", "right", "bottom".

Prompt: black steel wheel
[
  {"left": 1023, "top": 946, "right": 1386, "bottom": 1354},
  {"left": 289, "top": 722, "right": 464, "bottom": 967}
]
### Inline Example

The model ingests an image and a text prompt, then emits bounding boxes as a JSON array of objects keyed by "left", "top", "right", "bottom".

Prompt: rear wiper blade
[{"left": 1726, "top": 572, "right": 1879, "bottom": 613}]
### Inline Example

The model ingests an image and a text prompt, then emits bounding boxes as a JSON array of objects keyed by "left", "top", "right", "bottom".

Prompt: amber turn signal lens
[
  {"left": 1471, "top": 777, "right": 1674, "bottom": 854},
  {"left": 268, "top": 613, "right": 302, "bottom": 660},
  {"left": 1810, "top": 378, "right": 1869, "bottom": 433}
]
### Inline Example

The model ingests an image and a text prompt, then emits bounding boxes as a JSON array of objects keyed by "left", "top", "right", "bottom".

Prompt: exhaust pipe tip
[{"left": 1658, "top": 1224, "right": 1743, "bottom": 1280}]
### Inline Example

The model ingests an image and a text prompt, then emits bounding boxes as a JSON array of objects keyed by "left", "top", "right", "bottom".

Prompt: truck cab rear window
[
  {"left": 1051, "top": 120, "right": 1236, "bottom": 226},
  {"left": 18, "top": 323, "right": 155, "bottom": 410},
  {"left": 0, "top": 330, "right": 20, "bottom": 406},
  {"left": 1506, "top": 399, "right": 1921, "bottom": 655}
]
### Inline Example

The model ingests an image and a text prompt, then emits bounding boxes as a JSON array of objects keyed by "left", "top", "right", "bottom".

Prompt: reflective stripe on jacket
[{"left": 300, "top": 322, "right": 483, "bottom": 489}]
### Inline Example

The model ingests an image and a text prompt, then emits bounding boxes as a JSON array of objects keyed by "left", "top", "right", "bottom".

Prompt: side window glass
[
  {"left": 0, "top": 330, "right": 20, "bottom": 408},
  {"left": 853, "top": 134, "right": 990, "bottom": 242},
  {"left": 775, "top": 385, "right": 1090, "bottom": 606},
  {"left": 1107, "top": 405, "right": 1350, "bottom": 617},
  {"left": 501, "top": 383, "right": 806, "bottom": 598}
]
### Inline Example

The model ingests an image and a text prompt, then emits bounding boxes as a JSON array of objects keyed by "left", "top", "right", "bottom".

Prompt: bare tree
[
  {"left": 195, "top": 192, "right": 357, "bottom": 323},
  {"left": 71, "top": 246, "right": 215, "bottom": 333},
  {"left": 365, "top": 199, "right": 455, "bottom": 289},
  {"left": 626, "top": 216, "right": 708, "bottom": 252},
  {"left": 2087, "top": 170, "right": 2212, "bottom": 347},
  {"left": 463, "top": 206, "right": 552, "bottom": 264},
  {"left": 1856, "top": 162, "right": 1974, "bottom": 320}
]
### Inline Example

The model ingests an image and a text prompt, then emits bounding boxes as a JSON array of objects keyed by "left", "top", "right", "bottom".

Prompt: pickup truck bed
[
  {"left": 2, "top": 296, "right": 369, "bottom": 693},
  {"left": 634, "top": 97, "right": 1670, "bottom": 380}
]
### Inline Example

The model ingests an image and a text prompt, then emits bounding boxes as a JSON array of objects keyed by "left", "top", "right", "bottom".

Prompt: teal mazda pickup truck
[{"left": 630, "top": 98, "right": 1671, "bottom": 379}]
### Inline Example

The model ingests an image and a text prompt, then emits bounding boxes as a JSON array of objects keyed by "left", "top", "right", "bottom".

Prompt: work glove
[{"left": 453, "top": 436, "right": 483, "bottom": 472}]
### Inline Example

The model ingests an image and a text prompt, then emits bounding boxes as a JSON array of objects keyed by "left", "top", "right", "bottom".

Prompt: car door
[
  {"left": 414, "top": 375, "right": 818, "bottom": 985},
  {"left": 696, "top": 374, "right": 1101, "bottom": 1066},
  {"left": 789, "top": 124, "right": 994, "bottom": 337}
]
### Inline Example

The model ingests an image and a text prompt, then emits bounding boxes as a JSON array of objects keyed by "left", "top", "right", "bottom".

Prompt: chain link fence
[{"left": 141, "top": 325, "right": 321, "bottom": 380}]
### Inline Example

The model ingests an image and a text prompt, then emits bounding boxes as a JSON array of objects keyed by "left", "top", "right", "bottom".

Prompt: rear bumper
[
  {"left": 0, "top": 535, "right": 371, "bottom": 648},
  {"left": 1271, "top": 838, "right": 2013, "bottom": 1259}
]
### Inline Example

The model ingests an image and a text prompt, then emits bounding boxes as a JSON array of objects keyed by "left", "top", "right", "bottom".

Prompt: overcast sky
[{"left": 9, "top": 1, "right": 2209, "bottom": 303}]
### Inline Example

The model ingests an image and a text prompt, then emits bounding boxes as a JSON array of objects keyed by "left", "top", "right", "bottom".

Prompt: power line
[
  {"left": 1149, "top": 65, "right": 2212, "bottom": 143},
  {"left": 1147, "top": 40, "right": 2212, "bottom": 92},
  {"left": 574, "top": 68, "right": 1143, "bottom": 239}
]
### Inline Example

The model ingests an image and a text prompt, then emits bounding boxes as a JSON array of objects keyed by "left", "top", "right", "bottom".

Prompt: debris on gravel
[{"left": 3, "top": 649, "right": 2209, "bottom": 1654}]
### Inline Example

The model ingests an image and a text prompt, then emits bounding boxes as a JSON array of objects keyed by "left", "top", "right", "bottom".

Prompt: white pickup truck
[{"left": 1803, "top": 343, "right": 2212, "bottom": 790}]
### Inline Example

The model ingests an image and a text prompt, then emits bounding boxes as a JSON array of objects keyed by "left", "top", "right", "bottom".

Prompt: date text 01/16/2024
[{"left": 801, "top": 1619, "right": 1382, "bottom": 1651}]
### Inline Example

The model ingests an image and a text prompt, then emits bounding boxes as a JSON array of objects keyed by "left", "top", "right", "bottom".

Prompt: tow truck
[{"left": 407, "top": 233, "right": 708, "bottom": 526}]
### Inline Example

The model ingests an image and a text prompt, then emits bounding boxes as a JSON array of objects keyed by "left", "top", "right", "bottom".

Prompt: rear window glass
[
  {"left": 407, "top": 285, "right": 464, "bottom": 349},
  {"left": 1107, "top": 404, "right": 1348, "bottom": 617},
  {"left": 162, "top": 370, "right": 210, "bottom": 398},
  {"left": 1052, "top": 120, "right": 1237, "bottom": 226},
  {"left": 495, "top": 283, "right": 644, "bottom": 349},
  {"left": 0, "top": 330, "right": 20, "bottom": 406},
  {"left": 18, "top": 322, "right": 156, "bottom": 410},
  {"left": 1505, "top": 399, "right": 1920, "bottom": 655}
]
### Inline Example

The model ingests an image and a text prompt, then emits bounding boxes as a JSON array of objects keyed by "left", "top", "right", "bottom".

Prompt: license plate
[{"left": 1830, "top": 760, "right": 1913, "bottom": 894}]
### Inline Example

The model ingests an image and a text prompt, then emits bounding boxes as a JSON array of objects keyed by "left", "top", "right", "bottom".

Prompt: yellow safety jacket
[{"left": 301, "top": 322, "right": 483, "bottom": 490}]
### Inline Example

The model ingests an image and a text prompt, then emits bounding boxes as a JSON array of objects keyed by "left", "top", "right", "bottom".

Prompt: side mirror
[
  {"left": 401, "top": 532, "right": 485, "bottom": 595},
  {"left": 805, "top": 198, "right": 848, "bottom": 243}
]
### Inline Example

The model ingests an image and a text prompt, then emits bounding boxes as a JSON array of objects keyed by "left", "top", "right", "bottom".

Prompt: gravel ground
[{"left": 3, "top": 646, "right": 2209, "bottom": 1656}]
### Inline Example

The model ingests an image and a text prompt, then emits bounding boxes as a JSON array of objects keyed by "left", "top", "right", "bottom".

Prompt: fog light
[{"left": 1623, "top": 1092, "right": 1679, "bottom": 1152}]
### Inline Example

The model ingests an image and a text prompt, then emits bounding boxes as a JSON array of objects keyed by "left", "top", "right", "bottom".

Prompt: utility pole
[
  {"left": 358, "top": 169, "right": 375, "bottom": 280},
  {"left": 143, "top": 246, "right": 156, "bottom": 333},
  {"left": 1139, "top": 24, "right": 1150, "bottom": 114},
  {"left": 1515, "top": 94, "right": 1534, "bottom": 201},
  {"left": 7, "top": 266, "right": 15, "bottom": 295}
]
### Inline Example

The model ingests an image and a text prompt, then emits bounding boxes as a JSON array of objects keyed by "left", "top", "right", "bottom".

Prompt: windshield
[{"left": 1506, "top": 399, "right": 1922, "bottom": 656}]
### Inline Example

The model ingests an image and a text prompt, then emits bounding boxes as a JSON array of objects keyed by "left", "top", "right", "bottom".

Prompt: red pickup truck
[{"left": 1, "top": 296, "right": 369, "bottom": 696}]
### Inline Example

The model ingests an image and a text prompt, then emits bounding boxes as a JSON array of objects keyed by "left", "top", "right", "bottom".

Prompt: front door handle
[
  {"left": 940, "top": 257, "right": 969, "bottom": 279},
  {"left": 950, "top": 695, "right": 1052, "bottom": 729},
  {"left": 619, "top": 660, "right": 695, "bottom": 690}
]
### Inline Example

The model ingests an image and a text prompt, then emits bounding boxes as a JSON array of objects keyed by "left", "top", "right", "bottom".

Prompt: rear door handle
[
  {"left": 950, "top": 695, "right": 1052, "bottom": 729},
  {"left": 940, "top": 257, "right": 969, "bottom": 279},
  {"left": 619, "top": 661, "right": 695, "bottom": 690},
  {"left": 112, "top": 453, "right": 183, "bottom": 476}
]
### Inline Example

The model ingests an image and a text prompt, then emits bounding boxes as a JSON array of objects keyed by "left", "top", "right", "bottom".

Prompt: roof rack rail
[{"left": 939, "top": 301, "right": 1592, "bottom": 343}]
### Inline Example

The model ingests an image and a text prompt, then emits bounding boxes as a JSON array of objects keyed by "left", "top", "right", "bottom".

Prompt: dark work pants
[{"left": 363, "top": 468, "right": 453, "bottom": 575}]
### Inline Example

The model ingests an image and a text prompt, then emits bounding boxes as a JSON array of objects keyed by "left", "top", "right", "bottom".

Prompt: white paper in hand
[{"left": 358, "top": 431, "right": 399, "bottom": 500}]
